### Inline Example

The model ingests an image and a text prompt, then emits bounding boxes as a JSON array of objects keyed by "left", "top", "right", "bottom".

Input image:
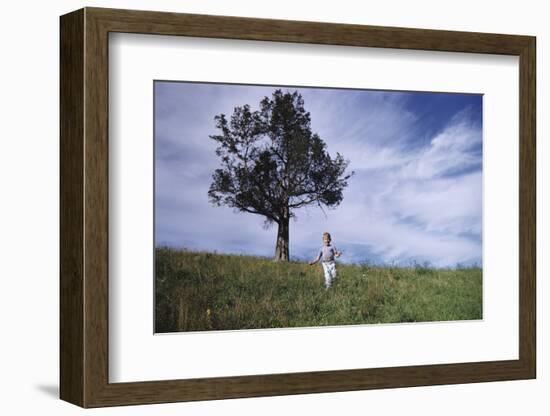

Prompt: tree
[{"left": 208, "top": 90, "right": 353, "bottom": 261}]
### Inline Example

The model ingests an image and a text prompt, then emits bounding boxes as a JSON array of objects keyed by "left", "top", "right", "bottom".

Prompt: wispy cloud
[{"left": 155, "top": 82, "right": 482, "bottom": 267}]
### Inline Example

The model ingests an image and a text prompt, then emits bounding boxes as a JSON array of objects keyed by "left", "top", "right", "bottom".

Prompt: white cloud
[{"left": 290, "top": 109, "right": 482, "bottom": 267}]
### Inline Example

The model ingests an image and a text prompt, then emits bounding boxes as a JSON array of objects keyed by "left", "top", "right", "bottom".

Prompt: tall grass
[{"left": 155, "top": 247, "right": 482, "bottom": 333}]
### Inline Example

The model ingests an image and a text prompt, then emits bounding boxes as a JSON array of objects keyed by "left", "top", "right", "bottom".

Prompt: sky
[{"left": 155, "top": 81, "right": 482, "bottom": 268}]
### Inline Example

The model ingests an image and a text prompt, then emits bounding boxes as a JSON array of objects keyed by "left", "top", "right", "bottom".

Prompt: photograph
[
  {"left": 55, "top": 5, "right": 537, "bottom": 409},
  {"left": 154, "top": 81, "right": 483, "bottom": 333}
]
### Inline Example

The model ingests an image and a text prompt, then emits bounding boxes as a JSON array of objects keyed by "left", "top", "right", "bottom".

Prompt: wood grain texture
[
  {"left": 59, "top": 7, "right": 537, "bottom": 408},
  {"left": 59, "top": 8, "right": 84, "bottom": 407},
  {"left": 88, "top": 7, "right": 532, "bottom": 55},
  {"left": 93, "top": 360, "right": 530, "bottom": 407},
  {"left": 83, "top": 10, "right": 110, "bottom": 407},
  {"left": 518, "top": 38, "right": 536, "bottom": 375}
]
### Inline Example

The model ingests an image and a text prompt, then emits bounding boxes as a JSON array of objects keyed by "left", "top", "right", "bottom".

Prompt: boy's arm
[
  {"left": 309, "top": 252, "right": 322, "bottom": 265},
  {"left": 335, "top": 248, "right": 342, "bottom": 257}
]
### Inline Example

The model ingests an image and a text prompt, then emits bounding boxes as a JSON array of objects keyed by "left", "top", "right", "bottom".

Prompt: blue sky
[{"left": 155, "top": 81, "right": 482, "bottom": 267}]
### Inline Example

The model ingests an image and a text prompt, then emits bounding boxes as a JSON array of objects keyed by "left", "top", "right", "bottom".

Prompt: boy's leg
[
  {"left": 330, "top": 263, "right": 337, "bottom": 284},
  {"left": 328, "top": 262, "right": 337, "bottom": 286},
  {"left": 322, "top": 262, "right": 332, "bottom": 288}
]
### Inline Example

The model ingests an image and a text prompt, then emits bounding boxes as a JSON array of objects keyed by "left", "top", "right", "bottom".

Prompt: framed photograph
[{"left": 60, "top": 7, "right": 536, "bottom": 408}]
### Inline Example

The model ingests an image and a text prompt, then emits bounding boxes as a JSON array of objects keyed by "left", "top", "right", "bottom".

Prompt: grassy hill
[{"left": 155, "top": 247, "right": 482, "bottom": 333}]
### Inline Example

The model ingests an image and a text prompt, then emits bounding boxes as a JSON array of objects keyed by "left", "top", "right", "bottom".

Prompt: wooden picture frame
[{"left": 60, "top": 7, "right": 536, "bottom": 408}]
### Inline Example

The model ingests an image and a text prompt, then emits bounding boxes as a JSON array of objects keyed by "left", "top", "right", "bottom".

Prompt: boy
[{"left": 309, "top": 232, "right": 342, "bottom": 289}]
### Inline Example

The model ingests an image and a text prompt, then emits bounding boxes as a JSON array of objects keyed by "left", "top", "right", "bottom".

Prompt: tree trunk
[{"left": 274, "top": 215, "right": 289, "bottom": 261}]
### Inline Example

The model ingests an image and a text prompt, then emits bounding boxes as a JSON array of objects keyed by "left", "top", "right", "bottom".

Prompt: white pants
[{"left": 322, "top": 261, "right": 337, "bottom": 288}]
